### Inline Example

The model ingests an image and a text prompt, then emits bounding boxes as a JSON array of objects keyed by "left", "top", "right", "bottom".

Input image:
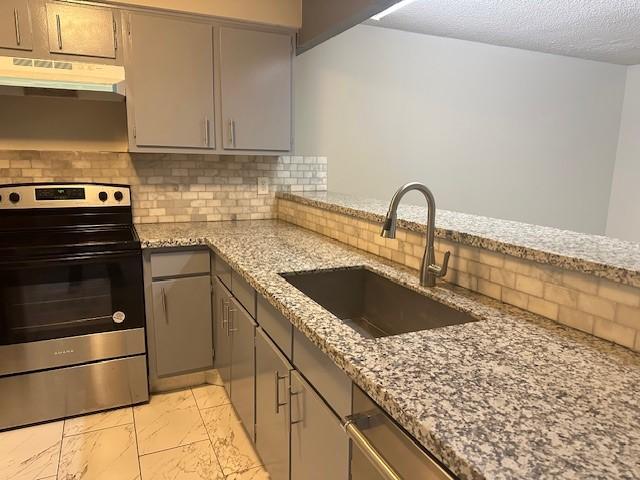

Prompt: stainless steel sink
[{"left": 281, "top": 267, "right": 476, "bottom": 338}]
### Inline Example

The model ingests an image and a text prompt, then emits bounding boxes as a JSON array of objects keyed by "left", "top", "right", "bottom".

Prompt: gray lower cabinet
[
  {"left": 45, "top": 2, "right": 117, "bottom": 59},
  {"left": 214, "top": 277, "right": 233, "bottom": 395},
  {"left": 290, "top": 370, "right": 350, "bottom": 480},
  {"left": 152, "top": 275, "right": 213, "bottom": 377},
  {"left": 0, "top": 0, "right": 33, "bottom": 51},
  {"left": 219, "top": 27, "right": 292, "bottom": 152},
  {"left": 228, "top": 297, "right": 256, "bottom": 440},
  {"left": 125, "top": 12, "right": 215, "bottom": 150},
  {"left": 255, "top": 328, "right": 293, "bottom": 480}
]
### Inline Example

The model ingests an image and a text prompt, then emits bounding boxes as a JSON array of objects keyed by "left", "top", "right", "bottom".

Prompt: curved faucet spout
[{"left": 381, "top": 182, "right": 450, "bottom": 287}]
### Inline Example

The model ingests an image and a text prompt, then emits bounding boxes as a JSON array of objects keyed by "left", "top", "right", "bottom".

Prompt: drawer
[
  {"left": 151, "top": 250, "right": 210, "bottom": 278},
  {"left": 232, "top": 271, "right": 256, "bottom": 318},
  {"left": 257, "top": 296, "right": 292, "bottom": 360},
  {"left": 293, "top": 328, "right": 352, "bottom": 419},
  {"left": 214, "top": 255, "right": 232, "bottom": 289}
]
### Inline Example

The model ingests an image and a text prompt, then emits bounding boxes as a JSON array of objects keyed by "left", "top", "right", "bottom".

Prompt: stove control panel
[{"left": 0, "top": 184, "right": 131, "bottom": 209}]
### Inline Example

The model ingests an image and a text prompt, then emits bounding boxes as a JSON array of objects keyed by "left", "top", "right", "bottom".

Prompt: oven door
[{"left": 0, "top": 250, "right": 146, "bottom": 375}]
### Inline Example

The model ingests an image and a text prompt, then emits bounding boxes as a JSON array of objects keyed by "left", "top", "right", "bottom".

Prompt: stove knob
[
  {"left": 98, "top": 191, "right": 108, "bottom": 202},
  {"left": 9, "top": 192, "right": 20, "bottom": 204},
  {"left": 114, "top": 191, "right": 124, "bottom": 202}
]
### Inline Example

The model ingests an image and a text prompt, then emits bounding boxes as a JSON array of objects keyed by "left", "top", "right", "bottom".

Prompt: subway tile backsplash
[
  {"left": 278, "top": 198, "right": 640, "bottom": 352},
  {"left": 0, "top": 151, "right": 327, "bottom": 223}
]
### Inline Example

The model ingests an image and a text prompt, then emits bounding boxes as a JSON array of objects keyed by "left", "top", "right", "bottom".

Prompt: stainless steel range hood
[{"left": 0, "top": 56, "right": 125, "bottom": 97}]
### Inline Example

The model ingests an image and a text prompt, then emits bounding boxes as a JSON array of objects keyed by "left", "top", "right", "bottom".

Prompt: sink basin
[{"left": 281, "top": 267, "right": 476, "bottom": 338}]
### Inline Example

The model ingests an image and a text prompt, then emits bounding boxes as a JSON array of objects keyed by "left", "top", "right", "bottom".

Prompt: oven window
[{"left": 0, "top": 253, "right": 144, "bottom": 345}]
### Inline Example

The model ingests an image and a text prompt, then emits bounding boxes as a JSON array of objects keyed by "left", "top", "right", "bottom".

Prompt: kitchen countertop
[
  {"left": 136, "top": 220, "right": 640, "bottom": 480},
  {"left": 278, "top": 191, "right": 640, "bottom": 288}
]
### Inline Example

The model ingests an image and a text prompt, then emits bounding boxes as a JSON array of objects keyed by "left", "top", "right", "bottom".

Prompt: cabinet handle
[
  {"left": 289, "top": 387, "right": 302, "bottom": 425},
  {"left": 228, "top": 306, "right": 238, "bottom": 333},
  {"left": 14, "top": 9, "right": 21, "bottom": 46},
  {"left": 204, "top": 118, "right": 210, "bottom": 147},
  {"left": 220, "top": 298, "right": 228, "bottom": 330},
  {"left": 222, "top": 299, "right": 230, "bottom": 336},
  {"left": 113, "top": 17, "right": 117, "bottom": 51},
  {"left": 274, "top": 371, "right": 287, "bottom": 414},
  {"left": 227, "top": 119, "right": 236, "bottom": 148},
  {"left": 55, "top": 14, "right": 63, "bottom": 50},
  {"left": 161, "top": 287, "right": 167, "bottom": 322}
]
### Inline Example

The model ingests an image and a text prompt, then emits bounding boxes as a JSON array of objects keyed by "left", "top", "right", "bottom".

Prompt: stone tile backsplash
[
  {"left": 0, "top": 151, "right": 327, "bottom": 223},
  {"left": 278, "top": 198, "right": 640, "bottom": 352}
]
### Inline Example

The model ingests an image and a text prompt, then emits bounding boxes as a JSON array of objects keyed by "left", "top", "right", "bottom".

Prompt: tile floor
[{"left": 0, "top": 371, "right": 269, "bottom": 480}]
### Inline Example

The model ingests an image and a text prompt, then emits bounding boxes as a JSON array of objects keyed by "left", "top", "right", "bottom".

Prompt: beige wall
[
  {"left": 103, "top": 0, "right": 301, "bottom": 28},
  {"left": 0, "top": 95, "right": 129, "bottom": 152}
]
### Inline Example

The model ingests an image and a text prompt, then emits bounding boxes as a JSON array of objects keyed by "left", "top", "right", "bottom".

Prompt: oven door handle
[{"left": 0, "top": 250, "right": 140, "bottom": 268}]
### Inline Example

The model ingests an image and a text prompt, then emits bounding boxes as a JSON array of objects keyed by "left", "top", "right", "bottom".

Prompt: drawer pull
[{"left": 274, "top": 371, "right": 287, "bottom": 413}]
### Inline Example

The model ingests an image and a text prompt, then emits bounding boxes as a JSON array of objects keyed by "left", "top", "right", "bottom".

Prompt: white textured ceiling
[{"left": 365, "top": 0, "right": 640, "bottom": 65}]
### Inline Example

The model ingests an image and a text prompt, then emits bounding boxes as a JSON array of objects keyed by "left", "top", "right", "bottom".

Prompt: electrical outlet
[{"left": 257, "top": 177, "right": 269, "bottom": 195}]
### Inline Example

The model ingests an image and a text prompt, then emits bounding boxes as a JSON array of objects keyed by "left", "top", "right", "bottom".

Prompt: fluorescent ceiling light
[{"left": 371, "top": 0, "right": 418, "bottom": 20}]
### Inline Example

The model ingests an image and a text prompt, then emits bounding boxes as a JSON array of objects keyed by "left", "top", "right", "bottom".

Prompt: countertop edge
[{"left": 277, "top": 192, "right": 640, "bottom": 289}]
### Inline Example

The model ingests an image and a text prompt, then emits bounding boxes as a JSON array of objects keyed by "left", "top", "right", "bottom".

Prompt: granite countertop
[
  {"left": 136, "top": 220, "right": 640, "bottom": 480},
  {"left": 278, "top": 191, "right": 640, "bottom": 288}
]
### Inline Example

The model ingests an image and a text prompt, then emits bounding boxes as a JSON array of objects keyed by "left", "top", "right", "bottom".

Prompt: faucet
[{"left": 381, "top": 182, "right": 450, "bottom": 287}]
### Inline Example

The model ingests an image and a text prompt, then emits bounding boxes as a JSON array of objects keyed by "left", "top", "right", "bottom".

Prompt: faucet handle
[{"left": 428, "top": 251, "right": 450, "bottom": 278}]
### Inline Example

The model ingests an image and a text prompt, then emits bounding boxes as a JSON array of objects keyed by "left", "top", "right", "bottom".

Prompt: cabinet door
[
  {"left": 127, "top": 13, "right": 215, "bottom": 149},
  {"left": 229, "top": 297, "right": 256, "bottom": 440},
  {"left": 213, "top": 278, "right": 232, "bottom": 396},
  {"left": 0, "top": 0, "right": 33, "bottom": 51},
  {"left": 220, "top": 27, "right": 292, "bottom": 151},
  {"left": 46, "top": 3, "right": 116, "bottom": 58},
  {"left": 152, "top": 276, "right": 213, "bottom": 377},
  {"left": 255, "top": 328, "right": 292, "bottom": 480},
  {"left": 290, "top": 370, "right": 350, "bottom": 480}
]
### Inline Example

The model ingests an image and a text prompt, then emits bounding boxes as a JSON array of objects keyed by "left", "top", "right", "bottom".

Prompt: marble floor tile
[
  {"left": 139, "top": 439, "right": 225, "bottom": 480},
  {"left": 63, "top": 407, "right": 133, "bottom": 436},
  {"left": 0, "top": 420, "right": 63, "bottom": 480},
  {"left": 134, "top": 389, "right": 208, "bottom": 456},
  {"left": 200, "top": 404, "right": 261, "bottom": 476},
  {"left": 226, "top": 465, "right": 271, "bottom": 479},
  {"left": 192, "top": 384, "right": 230, "bottom": 410},
  {"left": 57, "top": 424, "right": 140, "bottom": 480}
]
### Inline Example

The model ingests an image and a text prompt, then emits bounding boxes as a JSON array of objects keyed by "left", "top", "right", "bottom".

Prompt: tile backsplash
[
  {"left": 0, "top": 151, "right": 327, "bottom": 223},
  {"left": 278, "top": 198, "right": 640, "bottom": 352}
]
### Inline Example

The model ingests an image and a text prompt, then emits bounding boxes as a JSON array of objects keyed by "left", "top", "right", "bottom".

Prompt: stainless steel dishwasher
[{"left": 346, "top": 386, "right": 456, "bottom": 480}]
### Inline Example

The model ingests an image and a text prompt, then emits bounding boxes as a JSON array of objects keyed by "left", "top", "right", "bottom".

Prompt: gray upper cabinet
[
  {"left": 45, "top": 2, "right": 116, "bottom": 58},
  {"left": 0, "top": 0, "right": 33, "bottom": 51},
  {"left": 152, "top": 275, "right": 213, "bottom": 377},
  {"left": 126, "top": 13, "right": 215, "bottom": 150},
  {"left": 256, "top": 328, "right": 292, "bottom": 480},
  {"left": 290, "top": 370, "right": 350, "bottom": 480},
  {"left": 229, "top": 297, "right": 257, "bottom": 440},
  {"left": 219, "top": 27, "right": 292, "bottom": 152}
]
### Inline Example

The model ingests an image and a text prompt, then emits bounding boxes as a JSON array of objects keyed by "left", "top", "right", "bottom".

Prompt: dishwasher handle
[{"left": 344, "top": 417, "right": 402, "bottom": 480}]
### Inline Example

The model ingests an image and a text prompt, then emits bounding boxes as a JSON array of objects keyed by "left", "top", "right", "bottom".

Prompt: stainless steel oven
[{"left": 0, "top": 183, "right": 149, "bottom": 430}]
